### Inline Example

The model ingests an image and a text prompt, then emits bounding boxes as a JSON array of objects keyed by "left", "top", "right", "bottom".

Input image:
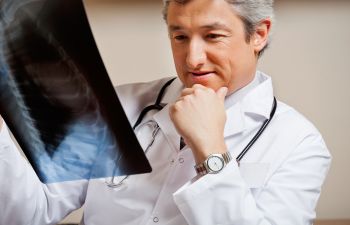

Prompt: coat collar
[
  {"left": 224, "top": 72, "right": 274, "bottom": 138},
  {"left": 152, "top": 71, "right": 274, "bottom": 152},
  {"left": 240, "top": 72, "right": 274, "bottom": 120},
  {"left": 161, "top": 77, "right": 184, "bottom": 104}
]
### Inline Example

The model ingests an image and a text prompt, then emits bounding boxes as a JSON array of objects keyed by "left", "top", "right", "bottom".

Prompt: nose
[{"left": 186, "top": 37, "right": 206, "bottom": 70}]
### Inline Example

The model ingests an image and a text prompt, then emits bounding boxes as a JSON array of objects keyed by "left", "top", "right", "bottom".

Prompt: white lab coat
[{"left": 0, "top": 71, "right": 331, "bottom": 225}]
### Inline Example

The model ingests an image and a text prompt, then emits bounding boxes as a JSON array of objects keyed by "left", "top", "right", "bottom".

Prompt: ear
[{"left": 252, "top": 18, "right": 272, "bottom": 54}]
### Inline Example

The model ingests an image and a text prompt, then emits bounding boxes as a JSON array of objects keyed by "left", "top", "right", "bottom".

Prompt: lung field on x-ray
[
  {"left": 6, "top": 16, "right": 98, "bottom": 156},
  {"left": 0, "top": 0, "right": 152, "bottom": 183}
]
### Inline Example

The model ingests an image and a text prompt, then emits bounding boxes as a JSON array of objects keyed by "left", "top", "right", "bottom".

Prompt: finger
[
  {"left": 192, "top": 84, "right": 206, "bottom": 90},
  {"left": 176, "top": 94, "right": 192, "bottom": 102},
  {"left": 216, "top": 87, "right": 228, "bottom": 101},
  {"left": 181, "top": 84, "right": 206, "bottom": 97},
  {"left": 181, "top": 88, "right": 194, "bottom": 97},
  {"left": 175, "top": 96, "right": 184, "bottom": 102}
]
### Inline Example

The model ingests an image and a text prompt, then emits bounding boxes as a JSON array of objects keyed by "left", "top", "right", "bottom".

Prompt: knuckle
[
  {"left": 171, "top": 103, "right": 181, "bottom": 113},
  {"left": 181, "top": 88, "right": 191, "bottom": 96},
  {"left": 169, "top": 104, "right": 175, "bottom": 112},
  {"left": 192, "top": 84, "right": 202, "bottom": 89},
  {"left": 193, "top": 88, "right": 203, "bottom": 96},
  {"left": 207, "top": 88, "right": 215, "bottom": 94},
  {"left": 183, "top": 95, "right": 192, "bottom": 102}
]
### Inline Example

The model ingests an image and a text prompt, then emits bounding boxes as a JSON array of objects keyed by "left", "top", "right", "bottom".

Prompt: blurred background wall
[{"left": 60, "top": 0, "right": 350, "bottom": 223}]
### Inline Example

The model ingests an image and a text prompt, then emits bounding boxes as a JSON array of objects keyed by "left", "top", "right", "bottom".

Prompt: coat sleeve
[
  {"left": 0, "top": 123, "right": 87, "bottom": 225},
  {"left": 173, "top": 132, "right": 331, "bottom": 225}
]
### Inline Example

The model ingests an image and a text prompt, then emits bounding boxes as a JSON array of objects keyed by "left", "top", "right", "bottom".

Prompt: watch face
[{"left": 207, "top": 156, "right": 224, "bottom": 172}]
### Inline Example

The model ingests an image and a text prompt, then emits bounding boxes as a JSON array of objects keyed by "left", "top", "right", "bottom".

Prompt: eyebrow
[
  {"left": 168, "top": 22, "right": 231, "bottom": 32},
  {"left": 168, "top": 25, "right": 183, "bottom": 32},
  {"left": 201, "top": 22, "right": 231, "bottom": 31}
]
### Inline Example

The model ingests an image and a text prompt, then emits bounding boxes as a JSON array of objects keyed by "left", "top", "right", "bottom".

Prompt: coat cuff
[{"left": 173, "top": 159, "right": 239, "bottom": 206}]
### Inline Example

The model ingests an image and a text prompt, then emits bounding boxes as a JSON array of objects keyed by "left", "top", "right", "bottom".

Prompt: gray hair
[{"left": 162, "top": 0, "right": 274, "bottom": 57}]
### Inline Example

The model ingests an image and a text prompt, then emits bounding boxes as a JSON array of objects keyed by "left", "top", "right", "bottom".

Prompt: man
[{"left": 0, "top": 0, "right": 331, "bottom": 224}]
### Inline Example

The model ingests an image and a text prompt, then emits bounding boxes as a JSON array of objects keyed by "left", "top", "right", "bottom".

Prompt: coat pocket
[{"left": 239, "top": 163, "right": 270, "bottom": 188}]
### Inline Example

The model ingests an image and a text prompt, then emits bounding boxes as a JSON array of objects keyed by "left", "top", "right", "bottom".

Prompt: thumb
[{"left": 216, "top": 87, "right": 228, "bottom": 101}]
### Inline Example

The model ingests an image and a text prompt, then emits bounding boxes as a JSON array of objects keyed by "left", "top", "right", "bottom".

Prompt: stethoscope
[{"left": 106, "top": 77, "right": 277, "bottom": 188}]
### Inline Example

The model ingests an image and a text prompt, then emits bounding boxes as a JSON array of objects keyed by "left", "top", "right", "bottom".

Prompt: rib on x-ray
[{"left": 0, "top": 0, "right": 152, "bottom": 183}]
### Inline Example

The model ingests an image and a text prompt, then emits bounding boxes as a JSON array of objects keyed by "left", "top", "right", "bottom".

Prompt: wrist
[{"left": 189, "top": 140, "right": 227, "bottom": 164}]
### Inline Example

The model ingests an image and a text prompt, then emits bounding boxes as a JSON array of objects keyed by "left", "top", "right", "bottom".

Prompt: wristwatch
[{"left": 194, "top": 152, "right": 232, "bottom": 175}]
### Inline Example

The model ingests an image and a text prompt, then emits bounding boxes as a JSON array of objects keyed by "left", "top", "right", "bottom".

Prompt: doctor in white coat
[{"left": 0, "top": 0, "right": 331, "bottom": 224}]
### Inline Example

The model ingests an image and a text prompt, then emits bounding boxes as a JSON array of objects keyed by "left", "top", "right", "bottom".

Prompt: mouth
[{"left": 190, "top": 71, "right": 214, "bottom": 76}]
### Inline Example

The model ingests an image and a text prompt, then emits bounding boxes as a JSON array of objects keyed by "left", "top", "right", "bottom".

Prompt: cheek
[
  {"left": 225, "top": 45, "right": 253, "bottom": 69},
  {"left": 174, "top": 57, "right": 189, "bottom": 82},
  {"left": 209, "top": 51, "right": 234, "bottom": 79},
  {"left": 172, "top": 47, "right": 185, "bottom": 66},
  {"left": 173, "top": 56, "right": 184, "bottom": 77},
  {"left": 171, "top": 49, "right": 187, "bottom": 83},
  {"left": 173, "top": 53, "right": 183, "bottom": 66}
]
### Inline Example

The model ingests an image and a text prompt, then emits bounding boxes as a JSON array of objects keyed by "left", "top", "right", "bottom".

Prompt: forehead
[{"left": 167, "top": 0, "right": 240, "bottom": 30}]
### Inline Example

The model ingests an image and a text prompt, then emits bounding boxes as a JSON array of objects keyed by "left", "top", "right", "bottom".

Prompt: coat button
[
  {"left": 178, "top": 157, "right": 184, "bottom": 163},
  {"left": 153, "top": 217, "right": 159, "bottom": 223}
]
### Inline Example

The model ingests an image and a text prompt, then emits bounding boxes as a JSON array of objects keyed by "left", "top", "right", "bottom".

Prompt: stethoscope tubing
[
  {"left": 236, "top": 97, "right": 277, "bottom": 162},
  {"left": 107, "top": 78, "right": 277, "bottom": 187},
  {"left": 133, "top": 78, "right": 176, "bottom": 129}
]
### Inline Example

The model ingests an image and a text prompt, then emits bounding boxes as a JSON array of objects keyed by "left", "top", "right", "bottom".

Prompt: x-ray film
[{"left": 0, "top": 0, "right": 152, "bottom": 183}]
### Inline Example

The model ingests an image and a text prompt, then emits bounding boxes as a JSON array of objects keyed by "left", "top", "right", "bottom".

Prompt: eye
[
  {"left": 206, "top": 33, "right": 224, "bottom": 40},
  {"left": 173, "top": 35, "right": 188, "bottom": 42}
]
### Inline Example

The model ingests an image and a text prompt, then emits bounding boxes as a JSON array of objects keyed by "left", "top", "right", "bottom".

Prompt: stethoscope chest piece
[{"left": 135, "top": 120, "right": 160, "bottom": 151}]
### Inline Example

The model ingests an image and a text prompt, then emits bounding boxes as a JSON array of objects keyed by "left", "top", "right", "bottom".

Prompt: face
[{"left": 167, "top": 0, "right": 269, "bottom": 93}]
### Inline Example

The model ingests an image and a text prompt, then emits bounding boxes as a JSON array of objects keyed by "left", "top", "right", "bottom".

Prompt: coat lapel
[
  {"left": 153, "top": 78, "right": 183, "bottom": 153},
  {"left": 153, "top": 104, "right": 181, "bottom": 153}
]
